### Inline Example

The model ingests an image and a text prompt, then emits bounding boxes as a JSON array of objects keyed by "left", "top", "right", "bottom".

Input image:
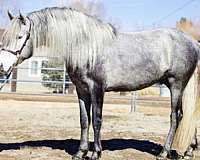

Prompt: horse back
[{"left": 102, "top": 28, "right": 198, "bottom": 92}]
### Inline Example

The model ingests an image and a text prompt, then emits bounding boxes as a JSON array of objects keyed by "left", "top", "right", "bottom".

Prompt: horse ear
[
  {"left": 19, "top": 11, "right": 26, "bottom": 25},
  {"left": 7, "top": 10, "right": 14, "bottom": 20}
]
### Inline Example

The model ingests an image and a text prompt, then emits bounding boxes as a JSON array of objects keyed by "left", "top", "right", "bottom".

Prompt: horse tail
[{"left": 173, "top": 63, "right": 200, "bottom": 154}]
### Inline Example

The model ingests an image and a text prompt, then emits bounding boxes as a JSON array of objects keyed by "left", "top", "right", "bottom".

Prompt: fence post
[
  {"left": 63, "top": 61, "right": 66, "bottom": 94},
  {"left": 160, "top": 84, "right": 170, "bottom": 97},
  {"left": 130, "top": 91, "right": 137, "bottom": 112},
  {"left": 11, "top": 67, "right": 17, "bottom": 92}
]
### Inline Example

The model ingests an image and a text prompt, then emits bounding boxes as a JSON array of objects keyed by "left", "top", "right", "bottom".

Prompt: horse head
[{"left": 0, "top": 11, "right": 33, "bottom": 75}]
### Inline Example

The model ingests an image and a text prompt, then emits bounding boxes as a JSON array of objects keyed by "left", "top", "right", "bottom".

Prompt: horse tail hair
[{"left": 173, "top": 64, "right": 200, "bottom": 154}]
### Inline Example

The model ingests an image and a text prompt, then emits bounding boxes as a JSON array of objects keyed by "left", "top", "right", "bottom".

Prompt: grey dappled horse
[{"left": 1, "top": 7, "right": 200, "bottom": 160}]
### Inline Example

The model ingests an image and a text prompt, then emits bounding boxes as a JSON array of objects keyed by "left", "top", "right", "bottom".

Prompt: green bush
[{"left": 41, "top": 60, "right": 69, "bottom": 93}]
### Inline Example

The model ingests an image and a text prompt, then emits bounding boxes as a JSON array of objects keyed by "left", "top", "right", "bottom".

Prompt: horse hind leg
[
  {"left": 72, "top": 87, "right": 91, "bottom": 160},
  {"left": 157, "top": 78, "right": 185, "bottom": 160},
  {"left": 184, "top": 128, "right": 198, "bottom": 159}
]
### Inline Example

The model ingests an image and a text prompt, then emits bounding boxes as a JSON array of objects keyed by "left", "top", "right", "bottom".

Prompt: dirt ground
[{"left": 0, "top": 99, "right": 199, "bottom": 160}]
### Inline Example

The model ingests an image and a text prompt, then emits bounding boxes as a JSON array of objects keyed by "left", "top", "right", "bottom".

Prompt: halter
[
  {"left": 0, "top": 17, "right": 31, "bottom": 90},
  {"left": 1, "top": 17, "right": 31, "bottom": 56}
]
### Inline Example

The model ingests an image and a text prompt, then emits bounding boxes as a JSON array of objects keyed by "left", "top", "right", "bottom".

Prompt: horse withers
[{"left": 1, "top": 7, "right": 200, "bottom": 160}]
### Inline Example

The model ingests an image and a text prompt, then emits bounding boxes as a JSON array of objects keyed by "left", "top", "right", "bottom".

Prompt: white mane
[{"left": 27, "top": 7, "right": 117, "bottom": 68}]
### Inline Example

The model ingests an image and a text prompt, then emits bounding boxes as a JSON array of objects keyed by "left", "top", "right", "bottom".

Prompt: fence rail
[
  {"left": 14, "top": 67, "right": 65, "bottom": 71},
  {"left": 0, "top": 79, "right": 73, "bottom": 84},
  {"left": 0, "top": 62, "right": 74, "bottom": 94}
]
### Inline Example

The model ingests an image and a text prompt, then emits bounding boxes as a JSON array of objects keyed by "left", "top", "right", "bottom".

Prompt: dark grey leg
[
  {"left": 73, "top": 88, "right": 91, "bottom": 160},
  {"left": 157, "top": 81, "right": 183, "bottom": 160},
  {"left": 184, "top": 128, "right": 198, "bottom": 159},
  {"left": 90, "top": 85, "right": 104, "bottom": 160}
]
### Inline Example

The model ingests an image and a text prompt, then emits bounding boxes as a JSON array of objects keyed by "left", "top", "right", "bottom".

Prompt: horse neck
[{"left": 28, "top": 9, "right": 117, "bottom": 69}]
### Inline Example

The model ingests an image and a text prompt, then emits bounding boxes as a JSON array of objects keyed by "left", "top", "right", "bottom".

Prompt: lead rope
[{"left": 0, "top": 65, "right": 14, "bottom": 91}]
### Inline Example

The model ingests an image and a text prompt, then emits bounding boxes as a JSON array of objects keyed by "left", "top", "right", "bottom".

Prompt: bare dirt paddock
[{"left": 0, "top": 96, "right": 199, "bottom": 159}]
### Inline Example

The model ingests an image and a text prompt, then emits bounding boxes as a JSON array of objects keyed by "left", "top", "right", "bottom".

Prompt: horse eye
[{"left": 17, "top": 35, "right": 23, "bottom": 39}]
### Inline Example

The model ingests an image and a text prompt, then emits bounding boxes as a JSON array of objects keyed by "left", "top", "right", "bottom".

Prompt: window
[
  {"left": 30, "top": 60, "right": 39, "bottom": 76},
  {"left": 41, "top": 60, "right": 48, "bottom": 68},
  {"left": 29, "top": 58, "right": 48, "bottom": 78}
]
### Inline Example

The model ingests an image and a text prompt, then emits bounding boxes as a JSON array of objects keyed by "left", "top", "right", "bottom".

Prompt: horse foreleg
[
  {"left": 90, "top": 85, "right": 104, "bottom": 160},
  {"left": 72, "top": 88, "right": 91, "bottom": 160},
  {"left": 157, "top": 81, "right": 183, "bottom": 160}
]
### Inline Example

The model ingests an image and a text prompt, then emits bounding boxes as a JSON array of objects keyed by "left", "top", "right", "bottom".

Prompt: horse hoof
[
  {"left": 72, "top": 155, "right": 82, "bottom": 160},
  {"left": 182, "top": 155, "right": 194, "bottom": 160},
  {"left": 184, "top": 157, "right": 192, "bottom": 160},
  {"left": 156, "top": 156, "right": 167, "bottom": 160},
  {"left": 184, "top": 154, "right": 193, "bottom": 159}
]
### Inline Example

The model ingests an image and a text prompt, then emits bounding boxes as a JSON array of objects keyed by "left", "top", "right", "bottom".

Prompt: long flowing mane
[{"left": 27, "top": 7, "right": 117, "bottom": 68}]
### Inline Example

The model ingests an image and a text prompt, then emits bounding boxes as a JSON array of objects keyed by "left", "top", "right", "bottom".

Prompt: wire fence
[
  {"left": 0, "top": 64, "right": 74, "bottom": 94},
  {"left": 0, "top": 64, "right": 170, "bottom": 95}
]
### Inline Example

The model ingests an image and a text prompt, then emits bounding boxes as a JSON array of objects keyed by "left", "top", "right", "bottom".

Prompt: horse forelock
[
  {"left": 27, "top": 7, "right": 117, "bottom": 68},
  {"left": 2, "top": 18, "right": 22, "bottom": 49}
]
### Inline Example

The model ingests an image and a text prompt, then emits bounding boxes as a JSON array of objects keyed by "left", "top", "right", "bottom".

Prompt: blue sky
[{"left": 1, "top": 0, "right": 200, "bottom": 31}]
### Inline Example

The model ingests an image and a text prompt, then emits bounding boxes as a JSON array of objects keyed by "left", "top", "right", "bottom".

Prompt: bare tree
[
  {"left": 69, "top": 0, "right": 105, "bottom": 19},
  {"left": 54, "top": 0, "right": 105, "bottom": 19},
  {"left": 176, "top": 17, "right": 200, "bottom": 41},
  {"left": 194, "top": 18, "right": 200, "bottom": 38}
]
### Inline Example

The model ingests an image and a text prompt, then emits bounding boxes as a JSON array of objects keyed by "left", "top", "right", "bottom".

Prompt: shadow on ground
[{"left": 0, "top": 138, "right": 164, "bottom": 156}]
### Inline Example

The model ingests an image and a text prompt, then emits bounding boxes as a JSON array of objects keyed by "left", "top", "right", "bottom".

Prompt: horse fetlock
[
  {"left": 190, "top": 140, "right": 198, "bottom": 150},
  {"left": 182, "top": 156, "right": 194, "bottom": 160},
  {"left": 156, "top": 149, "right": 168, "bottom": 160},
  {"left": 80, "top": 143, "right": 90, "bottom": 151},
  {"left": 91, "top": 151, "right": 101, "bottom": 160}
]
